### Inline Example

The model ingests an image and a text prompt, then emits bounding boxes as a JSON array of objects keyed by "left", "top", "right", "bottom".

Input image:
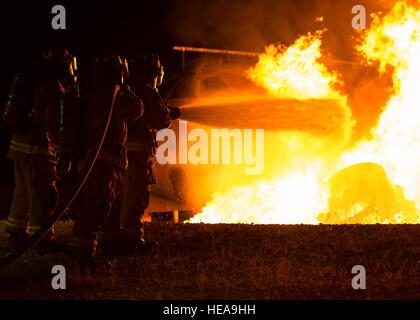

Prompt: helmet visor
[
  {"left": 123, "top": 58, "right": 129, "bottom": 80},
  {"left": 69, "top": 56, "right": 77, "bottom": 76},
  {"left": 157, "top": 65, "right": 164, "bottom": 87}
]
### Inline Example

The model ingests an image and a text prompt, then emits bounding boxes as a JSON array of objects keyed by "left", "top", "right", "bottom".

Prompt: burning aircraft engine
[{"left": 318, "top": 162, "right": 417, "bottom": 224}]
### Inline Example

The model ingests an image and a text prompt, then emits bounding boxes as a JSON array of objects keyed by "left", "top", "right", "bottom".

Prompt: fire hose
[
  {"left": 0, "top": 84, "right": 120, "bottom": 270},
  {"left": 172, "top": 45, "right": 358, "bottom": 65},
  {"left": 179, "top": 97, "right": 352, "bottom": 137}
]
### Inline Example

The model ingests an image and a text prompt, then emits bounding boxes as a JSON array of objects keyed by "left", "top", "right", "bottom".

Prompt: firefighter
[
  {"left": 2, "top": 45, "right": 80, "bottom": 251},
  {"left": 114, "top": 53, "right": 181, "bottom": 253},
  {"left": 67, "top": 53, "right": 143, "bottom": 269}
]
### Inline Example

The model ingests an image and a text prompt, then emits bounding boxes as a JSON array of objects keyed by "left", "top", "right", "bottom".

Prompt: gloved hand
[
  {"left": 67, "top": 85, "right": 80, "bottom": 98},
  {"left": 16, "top": 118, "right": 34, "bottom": 134},
  {"left": 57, "top": 152, "right": 72, "bottom": 178},
  {"left": 119, "top": 83, "right": 133, "bottom": 95},
  {"left": 168, "top": 105, "right": 181, "bottom": 120}
]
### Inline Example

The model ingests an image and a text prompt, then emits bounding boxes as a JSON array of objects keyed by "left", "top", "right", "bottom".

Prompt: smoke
[
  {"left": 165, "top": 0, "right": 399, "bottom": 144},
  {"left": 166, "top": 0, "right": 393, "bottom": 55}
]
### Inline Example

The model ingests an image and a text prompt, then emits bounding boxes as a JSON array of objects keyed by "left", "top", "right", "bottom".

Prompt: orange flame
[
  {"left": 187, "top": 30, "right": 346, "bottom": 224},
  {"left": 187, "top": 1, "right": 420, "bottom": 224},
  {"left": 187, "top": 166, "right": 329, "bottom": 224},
  {"left": 338, "top": 0, "right": 420, "bottom": 222},
  {"left": 247, "top": 30, "right": 343, "bottom": 101}
]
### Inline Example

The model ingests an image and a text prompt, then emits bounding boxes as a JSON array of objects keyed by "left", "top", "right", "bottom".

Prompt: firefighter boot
[
  {"left": 99, "top": 238, "right": 124, "bottom": 259},
  {"left": 36, "top": 238, "right": 68, "bottom": 255},
  {"left": 35, "top": 231, "right": 67, "bottom": 255},
  {"left": 121, "top": 224, "right": 155, "bottom": 254},
  {"left": 75, "top": 255, "right": 99, "bottom": 274},
  {"left": 6, "top": 231, "right": 29, "bottom": 252}
]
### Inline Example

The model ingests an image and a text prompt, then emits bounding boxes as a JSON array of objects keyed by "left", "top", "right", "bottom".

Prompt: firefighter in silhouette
[
  {"left": 2, "top": 45, "right": 80, "bottom": 251},
  {"left": 67, "top": 53, "right": 143, "bottom": 269},
  {"left": 114, "top": 53, "right": 181, "bottom": 253}
]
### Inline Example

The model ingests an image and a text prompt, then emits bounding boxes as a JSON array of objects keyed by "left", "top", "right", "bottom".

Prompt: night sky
[
  {"left": 0, "top": 0, "right": 179, "bottom": 184},
  {"left": 0, "top": 1, "right": 177, "bottom": 98}
]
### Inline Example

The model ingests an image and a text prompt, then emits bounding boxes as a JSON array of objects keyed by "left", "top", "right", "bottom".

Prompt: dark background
[{"left": 0, "top": 0, "right": 182, "bottom": 186}]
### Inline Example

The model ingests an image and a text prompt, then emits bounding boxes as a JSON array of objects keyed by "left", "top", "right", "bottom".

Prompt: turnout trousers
[
  {"left": 68, "top": 160, "right": 123, "bottom": 256},
  {"left": 6, "top": 156, "right": 58, "bottom": 237},
  {"left": 99, "top": 152, "right": 153, "bottom": 244}
]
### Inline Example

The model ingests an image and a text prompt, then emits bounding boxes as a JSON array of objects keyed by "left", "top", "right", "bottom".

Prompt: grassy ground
[{"left": 0, "top": 220, "right": 419, "bottom": 300}]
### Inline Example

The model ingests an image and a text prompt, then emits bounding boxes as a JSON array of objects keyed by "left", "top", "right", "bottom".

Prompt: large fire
[
  {"left": 187, "top": 1, "right": 420, "bottom": 224},
  {"left": 339, "top": 2, "right": 420, "bottom": 205},
  {"left": 247, "top": 29, "right": 343, "bottom": 101}
]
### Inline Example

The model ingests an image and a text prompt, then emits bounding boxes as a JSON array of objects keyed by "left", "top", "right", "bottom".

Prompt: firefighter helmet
[
  {"left": 132, "top": 53, "right": 164, "bottom": 88},
  {"left": 94, "top": 53, "right": 129, "bottom": 84},
  {"left": 41, "top": 45, "right": 77, "bottom": 81}
]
